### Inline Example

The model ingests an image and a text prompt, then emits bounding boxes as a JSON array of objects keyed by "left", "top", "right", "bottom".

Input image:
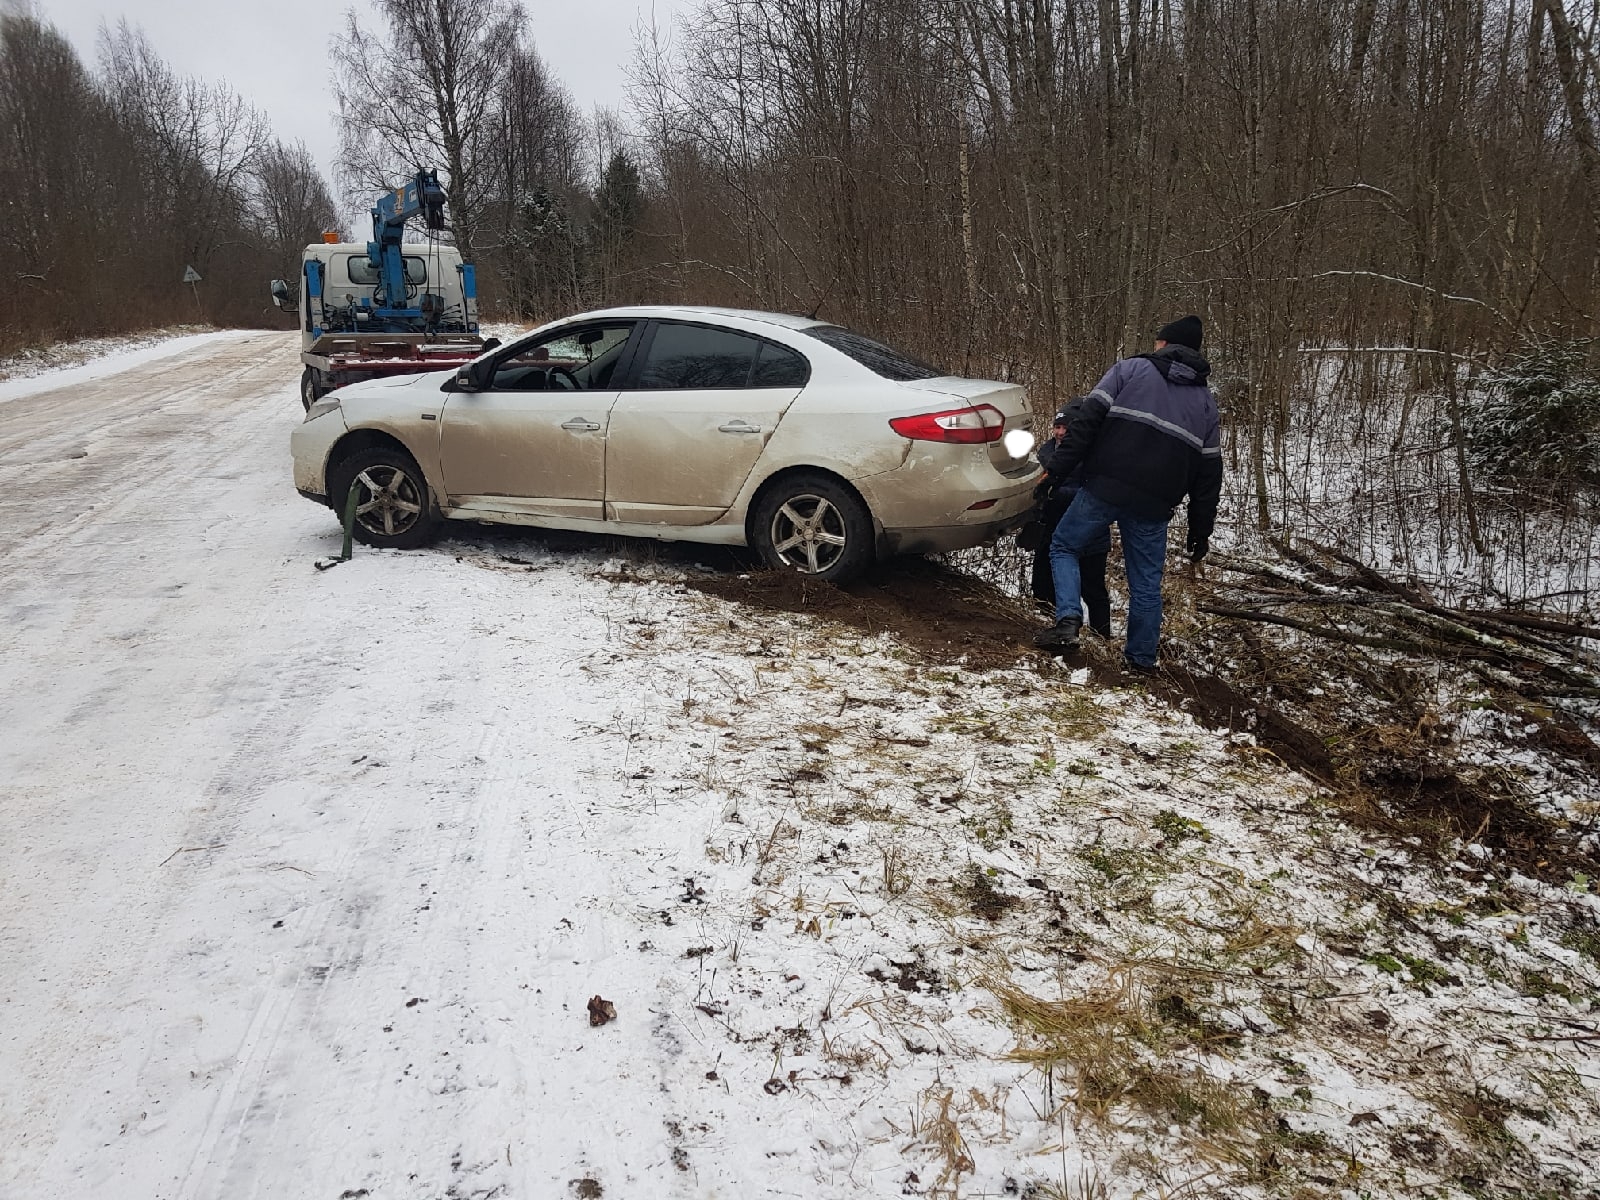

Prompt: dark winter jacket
[
  {"left": 1035, "top": 398, "right": 1090, "bottom": 523},
  {"left": 1053, "top": 346, "right": 1223, "bottom": 538}
]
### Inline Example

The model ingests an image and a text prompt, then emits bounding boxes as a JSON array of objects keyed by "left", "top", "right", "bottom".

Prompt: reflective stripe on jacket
[{"left": 1054, "top": 346, "right": 1223, "bottom": 538}]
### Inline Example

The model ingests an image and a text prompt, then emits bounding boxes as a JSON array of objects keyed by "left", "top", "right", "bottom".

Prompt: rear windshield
[{"left": 802, "top": 325, "right": 941, "bottom": 381}]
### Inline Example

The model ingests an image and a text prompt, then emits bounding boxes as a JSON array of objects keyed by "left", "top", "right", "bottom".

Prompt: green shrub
[{"left": 1467, "top": 341, "right": 1600, "bottom": 487}]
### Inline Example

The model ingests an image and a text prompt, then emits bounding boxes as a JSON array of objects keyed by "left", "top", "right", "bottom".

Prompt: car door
[
  {"left": 437, "top": 321, "right": 639, "bottom": 520},
  {"left": 604, "top": 321, "right": 809, "bottom": 525}
]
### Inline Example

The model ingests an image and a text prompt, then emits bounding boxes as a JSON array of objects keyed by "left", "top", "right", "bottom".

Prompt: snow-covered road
[{"left": 0, "top": 333, "right": 743, "bottom": 1198}]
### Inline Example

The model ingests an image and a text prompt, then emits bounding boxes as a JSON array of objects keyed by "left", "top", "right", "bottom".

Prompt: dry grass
[
  {"left": 878, "top": 839, "right": 912, "bottom": 897},
  {"left": 912, "top": 1085, "right": 976, "bottom": 1196},
  {"left": 985, "top": 969, "right": 1266, "bottom": 1162}
]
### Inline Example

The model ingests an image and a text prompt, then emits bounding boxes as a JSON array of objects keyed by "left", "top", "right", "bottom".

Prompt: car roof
[{"left": 575, "top": 305, "right": 827, "bottom": 332}]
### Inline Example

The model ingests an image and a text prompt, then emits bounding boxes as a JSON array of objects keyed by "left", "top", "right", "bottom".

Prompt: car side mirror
[
  {"left": 269, "top": 278, "right": 291, "bottom": 309},
  {"left": 452, "top": 359, "right": 490, "bottom": 392}
]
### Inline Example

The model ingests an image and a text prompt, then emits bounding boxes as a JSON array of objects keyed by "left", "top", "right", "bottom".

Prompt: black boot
[{"left": 1033, "top": 616, "right": 1082, "bottom": 652}]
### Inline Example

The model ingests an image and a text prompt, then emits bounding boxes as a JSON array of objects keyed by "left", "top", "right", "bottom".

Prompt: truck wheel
[
  {"left": 327, "top": 446, "right": 440, "bottom": 550},
  {"left": 750, "top": 472, "right": 875, "bottom": 584},
  {"left": 300, "top": 367, "right": 323, "bottom": 412}
]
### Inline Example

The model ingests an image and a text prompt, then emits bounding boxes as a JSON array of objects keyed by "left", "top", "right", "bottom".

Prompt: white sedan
[{"left": 290, "top": 306, "right": 1041, "bottom": 583}]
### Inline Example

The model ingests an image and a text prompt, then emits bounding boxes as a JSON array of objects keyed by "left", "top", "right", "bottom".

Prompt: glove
[{"left": 1187, "top": 533, "right": 1209, "bottom": 562}]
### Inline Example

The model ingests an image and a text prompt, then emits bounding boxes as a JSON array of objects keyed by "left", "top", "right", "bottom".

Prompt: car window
[
  {"left": 802, "top": 325, "right": 941, "bottom": 381},
  {"left": 489, "top": 323, "right": 634, "bottom": 391},
  {"left": 750, "top": 342, "right": 810, "bottom": 387},
  {"left": 635, "top": 323, "right": 761, "bottom": 389}
]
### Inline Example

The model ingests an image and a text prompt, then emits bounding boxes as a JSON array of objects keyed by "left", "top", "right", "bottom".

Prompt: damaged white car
[{"left": 291, "top": 306, "right": 1040, "bottom": 583}]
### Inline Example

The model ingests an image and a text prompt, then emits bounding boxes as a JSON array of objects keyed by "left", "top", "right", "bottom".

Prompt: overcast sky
[{"left": 36, "top": 0, "right": 687, "bottom": 186}]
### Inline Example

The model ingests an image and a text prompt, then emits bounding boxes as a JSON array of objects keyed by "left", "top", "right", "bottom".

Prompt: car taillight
[{"left": 888, "top": 404, "right": 1006, "bottom": 444}]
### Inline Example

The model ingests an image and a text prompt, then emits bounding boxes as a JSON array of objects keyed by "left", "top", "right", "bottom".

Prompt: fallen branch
[
  {"left": 1463, "top": 610, "right": 1600, "bottom": 642},
  {"left": 1205, "top": 541, "right": 1600, "bottom": 696},
  {"left": 1197, "top": 605, "right": 1422, "bottom": 652}
]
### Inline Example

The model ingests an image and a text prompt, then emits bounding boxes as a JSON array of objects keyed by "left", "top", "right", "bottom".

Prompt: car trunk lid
[{"left": 897, "top": 377, "right": 1036, "bottom": 473}]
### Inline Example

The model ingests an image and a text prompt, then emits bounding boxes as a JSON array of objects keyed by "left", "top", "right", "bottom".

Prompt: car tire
[
  {"left": 751, "top": 473, "right": 875, "bottom": 584},
  {"left": 327, "top": 446, "right": 440, "bottom": 550},
  {"left": 300, "top": 367, "right": 323, "bottom": 412}
]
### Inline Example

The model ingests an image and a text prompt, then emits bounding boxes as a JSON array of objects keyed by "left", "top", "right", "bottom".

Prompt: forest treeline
[
  {"left": 619, "top": 0, "right": 1600, "bottom": 544},
  {"left": 0, "top": 14, "right": 339, "bottom": 346},
  {"left": 4, "top": 1, "right": 1598, "bottom": 570}
]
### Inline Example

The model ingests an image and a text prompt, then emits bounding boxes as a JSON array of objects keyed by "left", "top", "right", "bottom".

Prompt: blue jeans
[{"left": 1050, "top": 489, "right": 1170, "bottom": 667}]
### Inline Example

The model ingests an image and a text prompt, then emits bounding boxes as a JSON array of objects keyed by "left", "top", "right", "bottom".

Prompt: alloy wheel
[
  {"left": 351, "top": 464, "right": 423, "bottom": 538},
  {"left": 768, "top": 493, "right": 849, "bottom": 575}
]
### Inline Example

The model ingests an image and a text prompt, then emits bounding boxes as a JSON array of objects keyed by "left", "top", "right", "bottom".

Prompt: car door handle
[
  {"left": 718, "top": 420, "right": 762, "bottom": 434},
  {"left": 561, "top": 418, "right": 602, "bottom": 432}
]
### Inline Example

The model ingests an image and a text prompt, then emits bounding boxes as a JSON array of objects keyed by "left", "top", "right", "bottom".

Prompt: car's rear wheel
[
  {"left": 327, "top": 446, "right": 439, "bottom": 550},
  {"left": 751, "top": 473, "right": 875, "bottom": 583}
]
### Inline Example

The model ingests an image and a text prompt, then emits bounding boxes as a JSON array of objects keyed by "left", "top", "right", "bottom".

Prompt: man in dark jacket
[
  {"left": 1034, "top": 315, "right": 1223, "bottom": 671},
  {"left": 1032, "top": 401, "right": 1111, "bottom": 635}
]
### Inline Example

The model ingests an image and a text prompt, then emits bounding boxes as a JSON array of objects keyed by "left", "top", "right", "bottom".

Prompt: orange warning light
[{"left": 322, "top": 231, "right": 340, "bottom": 244}]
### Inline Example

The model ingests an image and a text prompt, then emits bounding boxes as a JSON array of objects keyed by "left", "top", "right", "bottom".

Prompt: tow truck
[{"left": 270, "top": 169, "right": 486, "bottom": 411}]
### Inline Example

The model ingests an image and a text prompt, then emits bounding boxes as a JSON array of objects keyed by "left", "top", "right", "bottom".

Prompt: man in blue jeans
[{"left": 1034, "top": 315, "right": 1223, "bottom": 672}]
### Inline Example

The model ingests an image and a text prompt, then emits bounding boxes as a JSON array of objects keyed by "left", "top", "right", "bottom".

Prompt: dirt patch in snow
[
  {"left": 691, "top": 559, "right": 1348, "bottom": 783},
  {"left": 1155, "top": 661, "right": 1336, "bottom": 779},
  {"left": 687, "top": 556, "right": 1044, "bottom": 671},
  {"left": 1381, "top": 775, "right": 1566, "bottom": 859},
  {"left": 459, "top": 525, "right": 1597, "bottom": 883},
  {"left": 693, "top": 562, "right": 1341, "bottom": 781},
  {"left": 1157, "top": 662, "right": 1594, "bottom": 880}
]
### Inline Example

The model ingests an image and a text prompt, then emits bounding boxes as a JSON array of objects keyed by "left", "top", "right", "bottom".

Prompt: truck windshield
[{"left": 345, "top": 255, "right": 428, "bottom": 287}]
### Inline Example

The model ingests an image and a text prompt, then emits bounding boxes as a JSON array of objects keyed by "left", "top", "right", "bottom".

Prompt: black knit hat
[
  {"left": 1156, "top": 315, "right": 1203, "bottom": 351},
  {"left": 1054, "top": 396, "right": 1089, "bottom": 426}
]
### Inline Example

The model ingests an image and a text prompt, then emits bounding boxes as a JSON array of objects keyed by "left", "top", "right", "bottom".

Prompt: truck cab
[{"left": 272, "top": 240, "right": 483, "bottom": 409}]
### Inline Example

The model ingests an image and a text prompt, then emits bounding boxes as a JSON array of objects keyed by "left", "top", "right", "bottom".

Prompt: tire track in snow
[{"left": 172, "top": 679, "right": 400, "bottom": 1200}]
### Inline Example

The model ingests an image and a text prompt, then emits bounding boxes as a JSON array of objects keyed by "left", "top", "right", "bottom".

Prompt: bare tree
[
  {"left": 253, "top": 140, "right": 341, "bottom": 282},
  {"left": 479, "top": 42, "right": 587, "bottom": 317},
  {"left": 0, "top": 10, "right": 332, "bottom": 343},
  {"left": 331, "top": 0, "right": 525, "bottom": 262},
  {"left": 98, "top": 21, "right": 269, "bottom": 272}
]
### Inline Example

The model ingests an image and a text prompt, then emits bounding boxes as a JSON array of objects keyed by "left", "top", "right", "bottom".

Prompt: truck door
[
  {"left": 438, "top": 321, "right": 639, "bottom": 520},
  {"left": 604, "top": 322, "right": 807, "bottom": 525}
]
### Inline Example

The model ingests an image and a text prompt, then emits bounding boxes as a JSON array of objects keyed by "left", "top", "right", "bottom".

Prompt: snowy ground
[
  {"left": 0, "top": 327, "right": 241, "bottom": 403},
  {"left": 1, "top": 333, "right": 1597, "bottom": 1199}
]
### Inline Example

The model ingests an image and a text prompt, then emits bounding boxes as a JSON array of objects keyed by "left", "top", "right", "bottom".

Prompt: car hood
[{"left": 331, "top": 368, "right": 456, "bottom": 400}]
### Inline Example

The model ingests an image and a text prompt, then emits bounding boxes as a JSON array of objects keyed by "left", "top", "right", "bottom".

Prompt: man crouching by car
[
  {"left": 1031, "top": 399, "right": 1111, "bottom": 637},
  {"left": 1033, "top": 315, "right": 1222, "bottom": 673}
]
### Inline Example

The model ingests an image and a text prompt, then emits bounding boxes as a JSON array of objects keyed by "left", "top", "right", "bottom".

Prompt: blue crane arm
[{"left": 366, "top": 169, "right": 449, "bottom": 311}]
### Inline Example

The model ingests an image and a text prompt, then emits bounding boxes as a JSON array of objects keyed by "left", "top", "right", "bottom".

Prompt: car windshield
[{"left": 801, "top": 325, "right": 942, "bottom": 381}]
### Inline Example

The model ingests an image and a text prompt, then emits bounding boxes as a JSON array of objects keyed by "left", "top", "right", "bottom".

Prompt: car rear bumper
[
  {"left": 880, "top": 490, "right": 1036, "bottom": 556},
  {"left": 856, "top": 443, "right": 1040, "bottom": 556}
]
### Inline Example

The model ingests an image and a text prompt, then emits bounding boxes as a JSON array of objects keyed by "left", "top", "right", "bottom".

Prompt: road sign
[{"left": 182, "top": 265, "right": 202, "bottom": 283}]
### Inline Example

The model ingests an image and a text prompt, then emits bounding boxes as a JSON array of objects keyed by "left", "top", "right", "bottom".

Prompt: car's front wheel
[
  {"left": 751, "top": 473, "right": 875, "bottom": 583},
  {"left": 327, "top": 446, "right": 440, "bottom": 550}
]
